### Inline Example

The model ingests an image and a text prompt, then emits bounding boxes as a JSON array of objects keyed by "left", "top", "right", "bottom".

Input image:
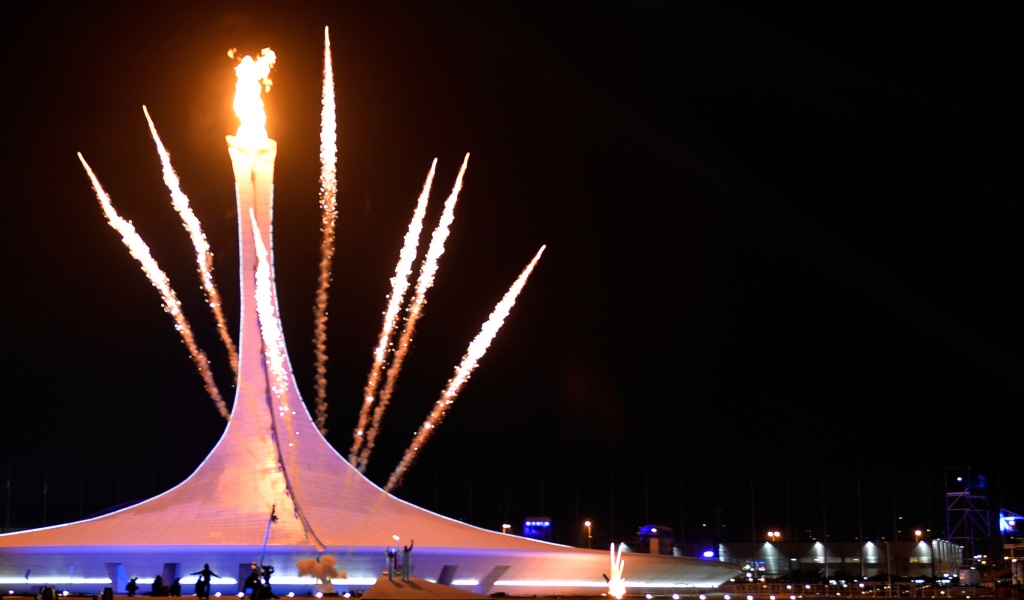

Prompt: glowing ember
[
  {"left": 359, "top": 154, "right": 470, "bottom": 470},
  {"left": 229, "top": 47, "right": 276, "bottom": 150},
  {"left": 385, "top": 245, "right": 546, "bottom": 492},
  {"left": 608, "top": 543, "right": 627, "bottom": 599},
  {"left": 349, "top": 160, "right": 436, "bottom": 470},
  {"left": 143, "top": 105, "right": 238, "bottom": 376},
  {"left": 312, "top": 26, "right": 339, "bottom": 434},
  {"left": 77, "top": 153, "right": 230, "bottom": 420}
]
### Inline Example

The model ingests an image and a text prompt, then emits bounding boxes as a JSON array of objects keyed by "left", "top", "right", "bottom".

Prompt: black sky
[{"left": 3, "top": 2, "right": 1022, "bottom": 548}]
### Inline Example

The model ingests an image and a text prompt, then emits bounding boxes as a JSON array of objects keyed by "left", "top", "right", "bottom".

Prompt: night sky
[{"left": 3, "top": 2, "right": 1022, "bottom": 549}]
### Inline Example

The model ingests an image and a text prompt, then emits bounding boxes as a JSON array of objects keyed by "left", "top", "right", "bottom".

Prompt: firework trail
[
  {"left": 142, "top": 105, "right": 239, "bottom": 376},
  {"left": 312, "top": 26, "right": 338, "bottom": 434},
  {"left": 608, "top": 543, "right": 627, "bottom": 599},
  {"left": 349, "top": 160, "right": 437, "bottom": 468},
  {"left": 78, "top": 153, "right": 230, "bottom": 420},
  {"left": 357, "top": 153, "right": 469, "bottom": 470},
  {"left": 384, "top": 245, "right": 546, "bottom": 492},
  {"left": 250, "top": 208, "right": 290, "bottom": 401}
]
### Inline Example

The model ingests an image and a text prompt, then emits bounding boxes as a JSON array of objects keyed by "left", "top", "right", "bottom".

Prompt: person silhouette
[
  {"left": 260, "top": 565, "right": 277, "bottom": 599},
  {"left": 243, "top": 562, "right": 261, "bottom": 599},
  {"left": 190, "top": 563, "right": 219, "bottom": 600},
  {"left": 385, "top": 547, "right": 398, "bottom": 581},
  {"left": 152, "top": 575, "right": 165, "bottom": 597},
  {"left": 401, "top": 539, "right": 414, "bottom": 581},
  {"left": 125, "top": 578, "right": 139, "bottom": 598},
  {"left": 169, "top": 578, "right": 181, "bottom": 597}
]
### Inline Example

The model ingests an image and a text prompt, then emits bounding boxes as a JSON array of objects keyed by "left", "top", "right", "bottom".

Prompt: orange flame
[{"left": 229, "top": 48, "right": 277, "bottom": 150}]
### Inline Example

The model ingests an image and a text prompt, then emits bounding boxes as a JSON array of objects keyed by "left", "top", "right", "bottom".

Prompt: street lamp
[
  {"left": 766, "top": 531, "right": 781, "bottom": 579},
  {"left": 884, "top": 540, "right": 893, "bottom": 594},
  {"left": 585, "top": 520, "right": 593, "bottom": 549}
]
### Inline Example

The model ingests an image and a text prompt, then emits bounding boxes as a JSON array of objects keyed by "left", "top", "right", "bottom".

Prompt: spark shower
[{"left": 78, "top": 27, "right": 544, "bottom": 491}]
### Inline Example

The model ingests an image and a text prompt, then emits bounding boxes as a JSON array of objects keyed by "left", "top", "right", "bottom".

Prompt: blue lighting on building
[
  {"left": 523, "top": 517, "right": 552, "bottom": 542},
  {"left": 999, "top": 510, "right": 1021, "bottom": 535}
]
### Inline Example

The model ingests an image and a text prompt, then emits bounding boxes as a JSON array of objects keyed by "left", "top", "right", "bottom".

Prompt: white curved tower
[{"left": 0, "top": 51, "right": 740, "bottom": 599}]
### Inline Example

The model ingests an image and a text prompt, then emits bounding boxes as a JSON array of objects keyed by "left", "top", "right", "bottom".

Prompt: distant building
[
  {"left": 678, "top": 539, "right": 964, "bottom": 582},
  {"left": 523, "top": 517, "right": 553, "bottom": 542}
]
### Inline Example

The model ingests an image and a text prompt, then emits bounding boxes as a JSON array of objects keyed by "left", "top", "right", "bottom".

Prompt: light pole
[
  {"left": 914, "top": 529, "right": 932, "bottom": 581},
  {"left": 585, "top": 520, "right": 593, "bottom": 549},
  {"left": 885, "top": 540, "right": 893, "bottom": 595},
  {"left": 768, "top": 531, "right": 781, "bottom": 578}
]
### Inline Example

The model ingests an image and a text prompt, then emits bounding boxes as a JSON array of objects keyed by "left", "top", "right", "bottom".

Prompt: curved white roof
[{"left": 0, "top": 141, "right": 740, "bottom": 596}]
